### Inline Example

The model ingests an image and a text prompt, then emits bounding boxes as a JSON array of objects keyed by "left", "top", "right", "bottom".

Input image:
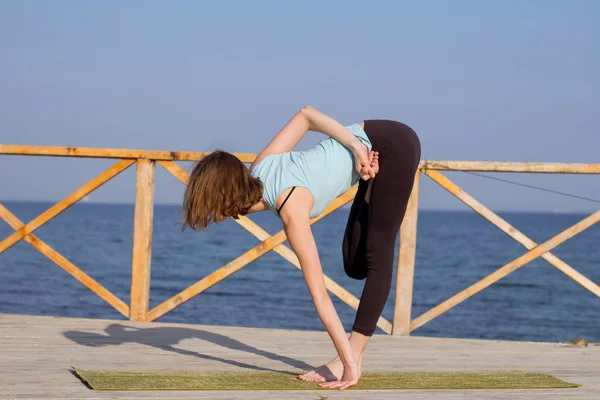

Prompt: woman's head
[{"left": 182, "top": 150, "right": 263, "bottom": 231}]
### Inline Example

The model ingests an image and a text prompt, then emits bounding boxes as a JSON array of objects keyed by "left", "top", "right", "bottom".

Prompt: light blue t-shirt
[{"left": 250, "top": 123, "right": 372, "bottom": 218}]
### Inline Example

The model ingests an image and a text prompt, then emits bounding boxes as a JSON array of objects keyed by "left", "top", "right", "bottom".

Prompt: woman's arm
[
  {"left": 250, "top": 106, "right": 375, "bottom": 180},
  {"left": 278, "top": 188, "right": 357, "bottom": 375}
]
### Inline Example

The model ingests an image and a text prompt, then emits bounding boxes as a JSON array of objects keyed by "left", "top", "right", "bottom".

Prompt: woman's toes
[
  {"left": 302, "top": 372, "right": 316, "bottom": 380},
  {"left": 299, "top": 371, "right": 313, "bottom": 380}
]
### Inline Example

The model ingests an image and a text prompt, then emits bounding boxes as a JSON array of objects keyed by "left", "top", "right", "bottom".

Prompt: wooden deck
[{"left": 0, "top": 313, "right": 598, "bottom": 399}]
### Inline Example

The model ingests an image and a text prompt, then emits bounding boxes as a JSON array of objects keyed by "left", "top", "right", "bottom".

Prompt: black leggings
[{"left": 342, "top": 120, "right": 421, "bottom": 336}]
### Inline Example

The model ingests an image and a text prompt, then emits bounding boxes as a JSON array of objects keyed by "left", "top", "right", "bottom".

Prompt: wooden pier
[{"left": 1, "top": 313, "right": 599, "bottom": 399}]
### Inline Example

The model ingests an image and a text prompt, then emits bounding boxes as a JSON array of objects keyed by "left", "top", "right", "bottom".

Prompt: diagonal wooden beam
[
  {"left": 149, "top": 161, "right": 393, "bottom": 333},
  {"left": 425, "top": 170, "right": 600, "bottom": 298},
  {"left": 0, "top": 159, "right": 135, "bottom": 254},
  {"left": 410, "top": 206, "right": 600, "bottom": 332},
  {"left": 0, "top": 203, "right": 129, "bottom": 317}
]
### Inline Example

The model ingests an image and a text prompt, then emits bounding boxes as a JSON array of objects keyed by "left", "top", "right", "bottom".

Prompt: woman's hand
[
  {"left": 350, "top": 140, "right": 376, "bottom": 181},
  {"left": 319, "top": 359, "right": 360, "bottom": 390}
]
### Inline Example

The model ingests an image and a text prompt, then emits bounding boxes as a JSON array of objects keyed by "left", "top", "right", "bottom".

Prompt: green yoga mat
[{"left": 73, "top": 368, "right": 579, "bottom": 391}]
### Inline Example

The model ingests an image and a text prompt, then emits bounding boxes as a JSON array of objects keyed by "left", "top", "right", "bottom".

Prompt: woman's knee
[
  {"left": 344, "top": 256, "right": 368, "bottom": 280},
  {"left": 365, "top": 243, "right": 395, "bottom": 275}
]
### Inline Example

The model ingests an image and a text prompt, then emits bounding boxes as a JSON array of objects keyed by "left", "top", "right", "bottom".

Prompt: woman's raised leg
[{"left": 350, "top": 119, "right": 421, "bottom": 336}]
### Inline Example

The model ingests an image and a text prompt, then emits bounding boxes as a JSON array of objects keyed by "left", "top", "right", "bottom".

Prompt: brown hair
[{"left": 181, "top": 150, "right": 263, "bottom": 231}]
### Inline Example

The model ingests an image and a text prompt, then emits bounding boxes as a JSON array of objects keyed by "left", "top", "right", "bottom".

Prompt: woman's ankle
[{"left": 349, "top": 331, "right": 370, "bottom": 358}]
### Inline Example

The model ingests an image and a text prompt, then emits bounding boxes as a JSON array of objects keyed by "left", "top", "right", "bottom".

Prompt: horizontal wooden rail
[
  {"left": 3, "top": 144, "right": 600, "bottom": 173},
  {"left": 0, "top": 144, "right": 255, "bottom": 162},
  {"left": 421, "top": 160, "right": 600, "bottom": 174}
]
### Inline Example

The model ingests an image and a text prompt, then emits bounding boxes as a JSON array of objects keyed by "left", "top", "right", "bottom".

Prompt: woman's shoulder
[{"left": 250, "top": 152, "right": 279, "bottom": 177}]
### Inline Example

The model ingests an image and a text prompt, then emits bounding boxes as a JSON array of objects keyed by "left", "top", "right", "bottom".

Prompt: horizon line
[{"left": 0, "top": 199, "right": 593, "bottom": 215}]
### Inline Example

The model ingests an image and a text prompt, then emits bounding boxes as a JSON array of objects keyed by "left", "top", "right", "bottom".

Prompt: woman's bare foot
[
  {"left": 299, "top": 329, "right": 370, "bottom": 383},
  {"left": 298, "top": 354, "right": 362, "bottom": 382},
  {"left": 364, "top": 150, "right": 379, "bottom": 203},
  {"left": 319, "top": 360, "right": 360, "bottom": 390}
]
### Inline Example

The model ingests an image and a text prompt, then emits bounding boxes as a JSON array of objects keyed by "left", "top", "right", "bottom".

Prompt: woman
[{"left": 182, "top": 106, "right": 421, "bottom": 390}]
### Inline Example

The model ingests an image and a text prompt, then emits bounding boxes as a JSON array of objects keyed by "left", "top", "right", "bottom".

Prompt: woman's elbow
[{"left": 299, "top": 105, "right": 318, "bottom": 130}]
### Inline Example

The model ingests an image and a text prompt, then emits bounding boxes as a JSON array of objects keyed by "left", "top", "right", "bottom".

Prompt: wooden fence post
[
  {"left": 130, "top": 159, "right": 155, "bottom": 321},
  {"left": 392, "top": 170, "right": 421, "bottom": 335}
]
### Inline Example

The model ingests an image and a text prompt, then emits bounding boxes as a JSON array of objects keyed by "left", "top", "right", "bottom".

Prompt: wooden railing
[{"left": 1, "top": 144, "right": 599, "bottom": 335}]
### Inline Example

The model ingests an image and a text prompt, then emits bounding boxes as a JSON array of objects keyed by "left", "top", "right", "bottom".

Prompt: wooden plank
[
  {"left": 129, "top": 159, "right": 155, "bottom": 321},
  {"left": 0, "top": 144, "right": 255, "bottom": 162},
  {"left": 411, "top": 207, "right": 600, "bottom": 331},
  {"left": 157, "top": 161, "right": 393, "bottom": 333},
  {"left": 0, "top": 204, "right": 129, "bottom": 317},
  {"left": 393, "top": 171, "right": 420, "bottom": 336},
  {"left": 0, "top": 159, "right": 135, "bottom": 254},
  {"left": 425, "top": 170, "right": 600, "bottom": 298},
  {"left": 420, "top": 160, "right": 600, "bottom": 174}
]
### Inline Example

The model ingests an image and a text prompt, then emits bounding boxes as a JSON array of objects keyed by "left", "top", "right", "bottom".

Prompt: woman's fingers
[
  {"left": 356, "top": 149, "right": 378, "bottom": 181},
  {"left": 361, "top": 165, "right": 375, "bottom": 180},
  {"left": 299, "top": 371, "right": 316, "bottom": 381},
  {"left": 362, "top": 164, "right": 375, "bottom": 179},
  {"left": 353, "top": 144, "right": 377, "bottom": 180},
  {"left": 307, "top": 373, "right": 322, "bottom": 382},
  {"left": 319, "top": 380, "right": 342, "bottom": 389},
  {"left": 339, "top": 379, "right": 358, "bottom": 390},
  {"left": 319, "top": 379, "right": 358, "bottom": 390}
]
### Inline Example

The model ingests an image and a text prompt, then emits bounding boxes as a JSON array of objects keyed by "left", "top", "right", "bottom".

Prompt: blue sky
[{"left": 1, "top": 1, "right": 598, "bottom": 212}]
